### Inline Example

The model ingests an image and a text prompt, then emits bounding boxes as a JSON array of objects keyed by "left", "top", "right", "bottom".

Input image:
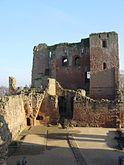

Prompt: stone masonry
[
  {"left": 32, "top": 31, "right": 119, "bottom": 100},
  {"left": 90, "top": 32, "right": 119, "bottom": 100},
  {"left": 30, "top": 31, "right": 122, "bottom": 128},
  {"left": 0, "top": 31, "right": 122, "bottom": 164},
  {"left": 9, "top": 77, "right": 16, "bottom": 95}
]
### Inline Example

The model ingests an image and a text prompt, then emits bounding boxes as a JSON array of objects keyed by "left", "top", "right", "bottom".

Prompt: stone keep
[{"left": 31, "top": 32, "right": 119, "bottom": 100}]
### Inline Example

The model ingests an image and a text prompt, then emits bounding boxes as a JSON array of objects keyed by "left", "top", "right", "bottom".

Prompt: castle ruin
[
  {"left": 32, "top": 31, "right": 119, "bottom": 100},
  {"left": 0, "top": 31, "right": 123, "bottom": 164}
]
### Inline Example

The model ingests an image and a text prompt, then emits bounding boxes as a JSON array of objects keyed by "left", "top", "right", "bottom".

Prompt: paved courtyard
[
  {"left": 71, "top": 127, "right": 123, "bottom": 165},
  {"left": 7, "top": 126, "right": 124, "bottom": 165}
]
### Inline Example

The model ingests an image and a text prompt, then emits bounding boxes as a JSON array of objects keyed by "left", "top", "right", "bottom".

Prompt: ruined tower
[
  {"left": 31, "top": 31, "right": 119, "bottom": 100},
  {"left": 90, "top": 32, "right": 119, "bottom": 99},
  {"left": 9, "top": 77, "right": 16, "bottom": 94}
]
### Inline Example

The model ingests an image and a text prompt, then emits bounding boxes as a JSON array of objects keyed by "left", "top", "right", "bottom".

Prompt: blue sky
[{"left": 0, "top": 0, "right": 124, "bottom": 86}]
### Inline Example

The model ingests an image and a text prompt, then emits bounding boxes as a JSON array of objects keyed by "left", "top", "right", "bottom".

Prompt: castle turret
[
  {"left": 31, "top": 44, "right": 49, "bottom": 88},
  {"left": 89, "top": 32, "right": 119, "bottom": 99}
]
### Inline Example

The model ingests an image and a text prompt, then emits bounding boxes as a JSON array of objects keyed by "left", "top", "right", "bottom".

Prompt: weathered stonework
[
  {"left": 9, "top": 77, "right": 16, "bottom": 95},
  {"left": 0, "top": 114, "right": 12, "bottom": 165},
  {"left": 47, "top": 78, "right": 56, "bottom": 96},
  {"left": 0, "top": 32, "right": 120, "bottom": 131},
  {"left": 33, "top": 79, "right": 124, "bottom": 128},
  {"left": 73, "top": 95, "right": 120, "bottom": 127},
  {"left": 32, "top": 31, "right": 119, "bottom": 100},
  {"left": 90, "top": 32, "right": 119, "bottom": 100},
  {"left": 37, "top": 94, "right": 58, "bottom": 125},
  {"left": 0, "top": 95, "right": 26, "bottom": 139},
  {"left": 30, "top": 31, "right": 121, "bottom": 129},
  {"left": 0, "top": 31, "right": 122, "bottom": 164},
  {"left": 0, "top": 95, "right": 25, "bottom": 164}
]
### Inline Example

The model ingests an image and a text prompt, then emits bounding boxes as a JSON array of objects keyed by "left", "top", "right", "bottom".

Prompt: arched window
[
  {"left": 103, "top": 62, "right": 107, "bottom": 70},
  {"left": 62, "top": 57, "right": 68, "bottom": 66},
  {"left": 74, "top": 57, "right": 80, "bottom": 66}
]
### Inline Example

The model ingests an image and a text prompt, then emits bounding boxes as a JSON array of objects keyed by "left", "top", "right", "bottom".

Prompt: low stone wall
[
  {"left": 73, "top": 95, "right": 124, "bottom": 128},
  {"left": 0, "top": 95, "right": 26, "bottom": 139}
]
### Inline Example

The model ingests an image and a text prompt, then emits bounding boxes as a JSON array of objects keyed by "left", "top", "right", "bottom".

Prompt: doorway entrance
[
  {"left": 58, "top": 95, "right": 74, "bottom": 127},
  {"left": 27, "top": 118, "right": 31, "bottom": 126}
]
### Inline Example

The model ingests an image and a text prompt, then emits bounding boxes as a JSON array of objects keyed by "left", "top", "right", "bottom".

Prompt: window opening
[
  {"left": 81, "top": 48, "right": 84, "bottom": 53},
  {"left": 102, "top": 40, "right": 107, "bottom": 48},
  {"left": 62, "top": 57, "right": 68, "bottom": 66},
  {"left": 85, "top": 72, "right": 90, "bottom": 94},
  {"left": 103, "top": 62, "right": 107, "bottom": 70},
  {"left": 27, "top": 118, "right": 31, "bottom": 126},
  {"left": 49, "top": 51, "right": 52, "bottom": 58}
]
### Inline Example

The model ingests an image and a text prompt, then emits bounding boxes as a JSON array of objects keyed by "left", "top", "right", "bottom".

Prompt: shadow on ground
[{"left": 7, "top": 128, "right": 123, "bottom": 165}]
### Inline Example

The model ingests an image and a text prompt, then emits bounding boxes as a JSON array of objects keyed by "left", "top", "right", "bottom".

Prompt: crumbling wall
[
  {"left": 32, "top": 32, "right": 119, "bottom": 100},
  {"left": 37, "top": 94, "right": 58, "bottom": 125},
  {"left": 0, "top": 95, "right": 26, "bottom": 139},
  {"left": 22, "top": 89, "right": 46, "bottom": 126},
  {"left": 0, "top": 95, "right": 26, "bottom": 165},
  {"left": 53, "top": 41, "right": 90, "bottom": 90},
  {"left": 9, "top": 77, "right": 16, "bottom": 94},
  {"left": 32, "top": 39, "right": 90, "bottom": 91},
  {"left": 0, "top": 114, "right": 12, "bottom": 165},
  {"left": 32, "top": 44, "right": 49, "bottom": 88},
  {"left": 73, "top": 93, "right": 124, "bottom": 128}
]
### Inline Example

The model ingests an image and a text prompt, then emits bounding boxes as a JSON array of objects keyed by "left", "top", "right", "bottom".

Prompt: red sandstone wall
[
  {"left": 73, "top": 96, "right": 123, "bottom": 128},
  {"left": 90, "top": 68, "right": 116, "bottom": 99},
  {"left": 56, "top": 67, "right": 86, "bottom": 90},
  {"left": 54, "top": 43, "right": 90, "bottom": 90},
  {"left": 90, "top": 32, "right": 119, "bottom": 100},
  {"left": 32, "top": 39, "right": 90, "bottom": 91}
]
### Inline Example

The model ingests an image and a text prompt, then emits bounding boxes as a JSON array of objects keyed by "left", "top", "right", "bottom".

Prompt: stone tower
[
  {"left": 31, "top": 31, "right": 119, "bottom": 100},
  {"left": 90, "top": 32, "right": 119, "bottom": 99},
  {"left": 32, "top": 44, "right": 49, "bottom": 88}
]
